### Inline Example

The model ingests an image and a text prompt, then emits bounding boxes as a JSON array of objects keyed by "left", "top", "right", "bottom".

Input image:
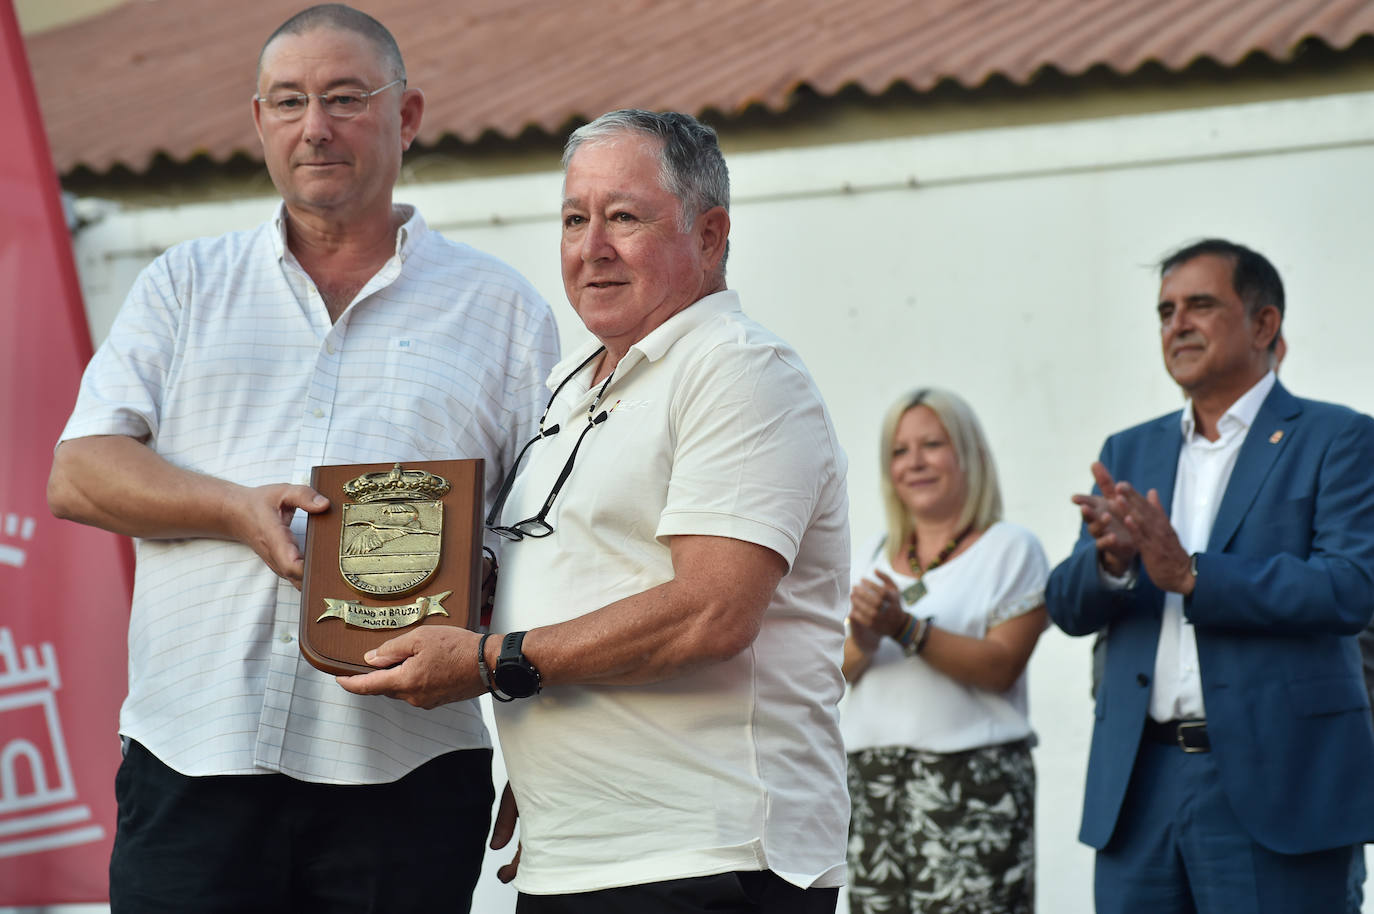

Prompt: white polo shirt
[
  {"left": 60, "top": 204, "right": 559, "bottom": 783},
  {"left": 491, "top": 291, "right": 851, "bottom": 894}
]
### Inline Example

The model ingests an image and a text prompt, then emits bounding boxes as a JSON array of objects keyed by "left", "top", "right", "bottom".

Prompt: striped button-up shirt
[{"left": 61, "top": 203, "right": 559, "bottom": 782}]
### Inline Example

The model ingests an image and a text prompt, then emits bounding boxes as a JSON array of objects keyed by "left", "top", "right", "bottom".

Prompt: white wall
[{"left": 60, "top": 89, "right": 1374, "bottom": 914}]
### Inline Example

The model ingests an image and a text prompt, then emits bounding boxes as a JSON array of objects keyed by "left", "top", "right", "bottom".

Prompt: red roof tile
[{"left": 24, "top": 0, "right": 1374, "bottom": 175}]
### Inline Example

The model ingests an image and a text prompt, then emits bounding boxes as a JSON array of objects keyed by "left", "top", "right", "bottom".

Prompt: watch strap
[
  {"left": 477, "top": 632, "right": 513, "bottom": 703},
  {"left": 495, "top": 630, "right": 542, "bottom": 699},
  {"left": 500, "top": 630, "right": 528, "bottom": 664}
]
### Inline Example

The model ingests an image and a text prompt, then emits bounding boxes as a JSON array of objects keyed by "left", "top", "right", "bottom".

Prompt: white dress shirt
[
  {"left": 1148, "top": 371, "right": 1276, "bottom": 721},
  {"left": 60, "top": 204, "right": 559, "bottom": 782}
]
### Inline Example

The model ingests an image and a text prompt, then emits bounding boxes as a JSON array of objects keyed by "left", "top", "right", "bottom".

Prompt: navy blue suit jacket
[{"left": 1047, "top": 381, "right": 1374, "bottom": 855}]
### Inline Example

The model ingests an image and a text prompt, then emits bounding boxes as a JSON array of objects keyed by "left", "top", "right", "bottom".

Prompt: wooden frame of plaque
[{"left": 300, "top": 459, "right": 484, "bottom": 676}]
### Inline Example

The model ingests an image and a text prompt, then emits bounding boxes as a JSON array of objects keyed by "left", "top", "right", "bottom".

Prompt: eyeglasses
[
  {"left": 486, "top": 348, "right": 613, "bottom": 541},
  {"left": 254, "top": 78, "right": 404, "bottom": 121}
]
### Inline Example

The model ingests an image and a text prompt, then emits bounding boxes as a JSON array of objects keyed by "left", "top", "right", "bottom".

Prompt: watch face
[{"left": 495, "top": 663, "right": 540, "bottom": 699}]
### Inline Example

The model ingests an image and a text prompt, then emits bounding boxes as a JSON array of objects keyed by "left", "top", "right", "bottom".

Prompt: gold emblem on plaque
[{"left": 335, "top": 464, "right": 451, "bottom": 604}]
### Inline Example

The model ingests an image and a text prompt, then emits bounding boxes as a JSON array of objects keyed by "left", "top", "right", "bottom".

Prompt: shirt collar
[
  {"left": 1179, "top": 370, "right": 1276, "bottom": 441},
  {"left": 544, "top": 290, "right": 742, "bottom": 391},
  {"left": 269, "top": 202, "right": 424, "bottom": 263},
  {"left": 632, "top": 289, "right": 740, "bottom": 361}
]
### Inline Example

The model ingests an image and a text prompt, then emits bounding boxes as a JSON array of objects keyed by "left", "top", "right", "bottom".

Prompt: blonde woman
[{"left": 842, "top": 388, "right": 1049, "bottom": 914}]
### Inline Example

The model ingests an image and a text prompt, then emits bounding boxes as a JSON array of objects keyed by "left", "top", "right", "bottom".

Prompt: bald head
[{"left": 258, "top": 3, "right": 405, "bottom": 82}]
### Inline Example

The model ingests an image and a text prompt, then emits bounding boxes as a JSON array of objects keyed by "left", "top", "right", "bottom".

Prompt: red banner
[{"left": 0, "top": 0, "right": 133, "bottom": 904}]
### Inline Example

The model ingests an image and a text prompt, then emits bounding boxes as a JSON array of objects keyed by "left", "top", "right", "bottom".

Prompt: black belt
[{"left": 1143, "top": 718, "right": 1210, "bottom": 753}]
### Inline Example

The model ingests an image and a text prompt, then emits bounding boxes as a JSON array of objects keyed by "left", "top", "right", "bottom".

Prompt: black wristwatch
[{"left": 493, "top": 631, "right": 542, "bottom": 699}]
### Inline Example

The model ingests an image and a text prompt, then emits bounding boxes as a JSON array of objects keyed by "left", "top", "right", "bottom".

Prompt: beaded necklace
[{"left": 901, "top": 526, "right": 971, "bottom": 604}]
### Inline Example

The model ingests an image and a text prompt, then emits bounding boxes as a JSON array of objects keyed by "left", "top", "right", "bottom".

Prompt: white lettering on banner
[
  {"left": 0, "top": 512, "right": 35, "bottom": 569},
  {"left": 0, "top": 628, "right": 104, "bottom": 858}
]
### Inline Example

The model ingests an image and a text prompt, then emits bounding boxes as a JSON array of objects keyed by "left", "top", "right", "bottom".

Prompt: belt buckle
[{"left": 1176, "top": 720, "right": 1207, "bottom": 753}]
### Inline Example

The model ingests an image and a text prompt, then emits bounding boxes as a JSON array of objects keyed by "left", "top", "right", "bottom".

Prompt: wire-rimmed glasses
[
  {"left": 254, "top": 78, "right": 405, "bottom": 121},
  {"left": 485, "top": 348, "right": 612, "bottom": 541}
]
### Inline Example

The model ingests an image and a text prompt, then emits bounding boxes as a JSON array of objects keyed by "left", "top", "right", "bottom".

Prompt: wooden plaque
[{"left": 300, "top": 459, "right": 484, "bottom": 676}]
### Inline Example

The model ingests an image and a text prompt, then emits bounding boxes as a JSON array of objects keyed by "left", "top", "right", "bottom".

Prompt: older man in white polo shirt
[{"left": 344, "top": 109, "right": 851, "bottom": 913}]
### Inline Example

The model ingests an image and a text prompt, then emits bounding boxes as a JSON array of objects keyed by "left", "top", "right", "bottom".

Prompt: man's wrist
[
  {"left": 1098, "top": 554, "right": 1138, "bottom": 589},
  {"left": 1177, "top": 552, "right": 1199, "bottom": 596},
  {"left": 478, "top": 632, "right": 513, "bottom": 703},
  {"left": 493, "top": 631, "right": 542, "bottom": 699},
  {"left": 1098, "top": 550, "right": 1128, "bottom": 577}
]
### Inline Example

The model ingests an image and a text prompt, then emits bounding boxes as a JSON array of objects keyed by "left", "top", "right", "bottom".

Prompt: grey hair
[
  {"left": 563, "top": 109, "right": 730, "bottom": 235},
  {"left": 259, "top": 4, "right": 406, "bottom": 82},
  {"left": 878, "top": 387, "right": 1003, "bottom": 565}
]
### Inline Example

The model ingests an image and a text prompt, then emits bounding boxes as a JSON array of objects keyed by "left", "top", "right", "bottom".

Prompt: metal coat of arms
[{"left": 316, "top": 464, "right": 454, "bottom": 629}]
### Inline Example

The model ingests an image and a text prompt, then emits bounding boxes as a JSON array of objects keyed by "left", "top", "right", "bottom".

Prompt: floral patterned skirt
[{"left": 846, "top": 740, "right": 1035, "bottom": 914}]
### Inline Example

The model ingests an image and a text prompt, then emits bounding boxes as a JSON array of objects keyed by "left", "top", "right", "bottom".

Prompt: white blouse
[{"left": 840, "top": 521, "right": 1049, "bottom": 754}]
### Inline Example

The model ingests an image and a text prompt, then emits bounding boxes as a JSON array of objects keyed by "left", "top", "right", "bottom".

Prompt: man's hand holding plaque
[{"left": 337, "top": 625, "right": 489, "bottom": 708}]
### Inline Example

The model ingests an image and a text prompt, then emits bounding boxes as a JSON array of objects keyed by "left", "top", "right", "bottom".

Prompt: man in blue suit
[{"left": 1046, "top": 239, "right": 1374, "bottom": 913}]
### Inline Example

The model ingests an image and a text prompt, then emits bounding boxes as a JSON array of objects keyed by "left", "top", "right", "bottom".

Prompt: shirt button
[
  {"left": 326, "top": 342, "right": 337, "bottom": 355},
  {"left": 312, "top": 407, "right": 325, "bottom": 419},
  {"left": 279, "top": 633, "right": 294, "bottom": 644}
]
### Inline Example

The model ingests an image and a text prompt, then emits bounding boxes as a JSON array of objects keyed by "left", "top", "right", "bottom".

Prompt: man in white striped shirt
[{"left": 46, "top": 5, "right": 558, "bottom": 912}]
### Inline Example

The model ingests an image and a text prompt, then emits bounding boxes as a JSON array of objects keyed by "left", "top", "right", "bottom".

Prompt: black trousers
[
  {"left": 516, "top": 870, "right": 839, "bottom": 914},
  {"left": 110, "top": 739, "right": 493, "bottom": 914}
]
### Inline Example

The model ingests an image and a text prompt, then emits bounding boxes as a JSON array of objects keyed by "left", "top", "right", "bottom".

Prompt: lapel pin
[{"left": 1269, "top": 430, "right": 1284, "bottom": 444}]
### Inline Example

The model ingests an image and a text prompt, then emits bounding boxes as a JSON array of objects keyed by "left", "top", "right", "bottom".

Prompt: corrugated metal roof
[{"left": 25, "top": 0, "right": 1374, "bottom": 175}]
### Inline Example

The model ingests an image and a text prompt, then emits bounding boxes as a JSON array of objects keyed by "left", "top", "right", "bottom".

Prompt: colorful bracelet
[
  {"left": 901, "top": 616, "right": 935, "bottom": 657},
  {"left": 894, "top": 612, "right": 918, "bottom": 649},
  {"left": 914, "top": 616, "right": 935, "bottom": 655}
]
